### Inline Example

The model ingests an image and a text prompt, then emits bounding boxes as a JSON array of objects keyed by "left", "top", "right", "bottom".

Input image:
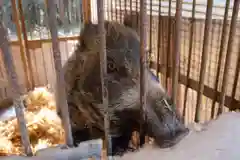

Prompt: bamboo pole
[
  {"left": 97, "top": 0, "right": 111, "bottom": 157},
  {"left": 218, "top": 0, "right": 239, "bottom": 115},
  {"left": 172, "top": 0, "right": 183, "bottom": 106},
  {"left": 0, "top": 21, "right": 32, "bottom": 156},
  {"left": 211, "top": 0, "right": 230, "bottom": 118},
  {"left": 194, "top": 0, "right": 213, "bottom": 123},
  {"left": 46, "top": 0, "right": 73, "bottom": 147}
]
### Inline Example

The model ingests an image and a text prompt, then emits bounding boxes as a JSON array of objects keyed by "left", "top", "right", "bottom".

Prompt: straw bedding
[
  {"left": 0, "top": 86, "right": 65, "bottom": 156},
  {"left": 0, "top": 86, "right": 153, "bottom": 157}
]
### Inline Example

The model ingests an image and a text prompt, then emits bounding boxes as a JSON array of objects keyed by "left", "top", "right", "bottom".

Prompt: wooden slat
[
  {"left": 18, "top": 0, "right": 35, "bottom": 90},
  {"left": 150, "top": 61, "right": 240, "bottom": 110},
  {"left": 97, "top": 0, "right": 111, "bottom": 155},
  {"left": 82, "top": 0, "right": 92, "bottom": 23},
  {"left": 183, "top": 0, "right": 196, "bottom": 118},
  {"left": 11, "top": 0, "right": 31, "bottom": 91},
  {"left": 195, "top": 0, "right": 213, "bottom": 122},
  {"left": 172, "top": 0, "right": 183, "bottom": 106},
  {"left": 218, "top": 0, "right": 240, "bottom": 115},
  {"left": 10, "top": 36, "right": 79, "bottom": 49},
  {"left": 46, "top": 0, "right": 73, "bottom": 147},
  {"left": 211, "top": 0, "right": 231, "bottom": 118},
  {"left": 0, "top": 20, "right": 33, "bottom": 156}
]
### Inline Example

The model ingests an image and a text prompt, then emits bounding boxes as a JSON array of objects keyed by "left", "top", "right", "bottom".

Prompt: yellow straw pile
[{"left": 0, "top": 86, "right": 65, "bottom": 156}]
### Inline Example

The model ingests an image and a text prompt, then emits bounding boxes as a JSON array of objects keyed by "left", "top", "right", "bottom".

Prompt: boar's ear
[
  {"left": 123, "top": 14, "right": 134, "bottom": 28},
  {"left": 123, "top": 11, "right": 140, "bottom": 33},
  {"left": 83, "top": 20, "right": 93, "bottom": 29}
]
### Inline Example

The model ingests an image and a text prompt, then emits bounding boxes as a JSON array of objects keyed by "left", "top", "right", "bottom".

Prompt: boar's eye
[{"left": 107, "top": 57, "right": 117, "bottom": 73}]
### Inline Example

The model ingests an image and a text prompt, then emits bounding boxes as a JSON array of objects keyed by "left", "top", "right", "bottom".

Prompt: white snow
[{"left": 116, "top": 111, "right": 240, "bottom": 160}]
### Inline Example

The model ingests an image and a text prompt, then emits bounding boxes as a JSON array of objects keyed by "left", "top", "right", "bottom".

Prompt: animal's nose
[
  {"left": 174, "top": 126, "right": 189, "bottom": 144},
  {"left": 162, "top": 126, "right": 189, "bottom": 148}
]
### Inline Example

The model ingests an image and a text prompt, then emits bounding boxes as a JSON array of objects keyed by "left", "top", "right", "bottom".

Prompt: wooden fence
[{"left": 0, "top": 0, "right": 240, "bottom": 126}]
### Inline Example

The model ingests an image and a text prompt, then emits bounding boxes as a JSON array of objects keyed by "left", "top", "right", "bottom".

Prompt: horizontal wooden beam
[
  {"left": 7, "top": 37, "right": 239, "bottom": 110},
  {"left": 10, "top": 36, "right": 79, "bottom": 48},
  {"left": 150, "top": 61, "right": 240, "bottom": 110}
]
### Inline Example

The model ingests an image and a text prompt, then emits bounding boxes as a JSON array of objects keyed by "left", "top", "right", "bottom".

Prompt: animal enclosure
[{"left": 0, "top": 0, "right": 239, "bottom": 158}]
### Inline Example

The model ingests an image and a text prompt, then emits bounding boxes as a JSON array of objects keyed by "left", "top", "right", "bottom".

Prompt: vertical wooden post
[
  {"left": 119, "top": 0, "right": 122, "bottom": 23},
  {"left": 11, "top": 0, "right": 31, "bottom": 91},
  {"left": 166, "top": 0, "right": 172, "bottom": 93},
  {"left": 0, "top": 22, "right": 32, "bottom": 156},
  {"left": 18, "top": 0, "right": 35, "bottom": 90},
  {"left": 124, "top": 0, "right": 127, "bottom": 15},
  {"left": 218, "top": 0, "right": 239, "bottom": 115},
  {"left": 231, "top": 44, "right": 240, "bottom": 110},
  {"left": 130, "top": 0, "right": 132, "bottom": 19},
  {"left": 172, "top": 0, "right": 182, "bottom": 107},
  {"left": 183, "top": 0, "right": 196, "bottom": 118},
  {"left": 46, "top": 0, "right": 73, "bottom": 147},
  {"left": 149, "top": 0, "right": 152, "bottom": 58},
  {"left": 97, "top": 0, "right": 111, "bottom": 157},
  {"left": 62, "top": 0, "right": 70, "bottom": 33},
  {"left": 156, "top": 1, "right": 161, "bottom": 79},
  {"left": 195, "top": 0, "right": 213, "bottom": 122},
  {"left": 140, "top": 0, "right": 148, "bottom": 144},
  {"left": 211, "top": 0, "right": 230, "bottom": 118},
  {"left": 82, "top": 0, "right": 92, "bottom": 23}
]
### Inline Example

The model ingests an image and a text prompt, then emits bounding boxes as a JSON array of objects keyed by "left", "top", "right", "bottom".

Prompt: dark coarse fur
[{"left": 60, "top": 20, "right": 188, "bottom": 155}]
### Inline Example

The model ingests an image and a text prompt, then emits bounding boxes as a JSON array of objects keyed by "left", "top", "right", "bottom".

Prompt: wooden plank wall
[{"left": 0, "top": 17, "right": 239, "bottom": 124}]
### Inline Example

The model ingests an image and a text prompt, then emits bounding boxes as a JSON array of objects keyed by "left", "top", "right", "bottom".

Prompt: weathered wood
[
  {"left": 1, "top": 139, "right": 103, "bottom": 160},
  {"left": 11, "top": 0, "right": 31, "bottom": 91},
  {"left": 18, "top": 0, "right": 35, "bottom": 90},
  {"left": 172, "top": 0, "right": 183, "bottom": 106},
  {"left": 183, "top": 0, "right": 196, "bottom": 119},
  {"left": 97, "top": 0, "right": 111, "bottom": 156},
  {"left": 211, "top": 0, "right": 231, "bottom": 118},
  {"left": 82, "top": 0, "right": 92, "bottom": 23},
  {"left": 46, "top": 0, "right": 73, "bottom": 147},
  {"left": 35, "top": 139, "right": 103, "bottom": 159},
  {"left": 149, "top": 62, "right": 240, "bottom": 110},
  {"left": 139, "top": 0, "right": 148, "bottom": 145},
  {"left": 9, "top": 36, "right": 79, "bottom": 46},
  {"left": 195, "top": 0, "right": 213, "bottom": 123},
  {"left": 0, "top": 21, "right": 32, "bottom": 156},
  {"left": 218, "top": 0, "right": 240, "bottom": 115}
]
